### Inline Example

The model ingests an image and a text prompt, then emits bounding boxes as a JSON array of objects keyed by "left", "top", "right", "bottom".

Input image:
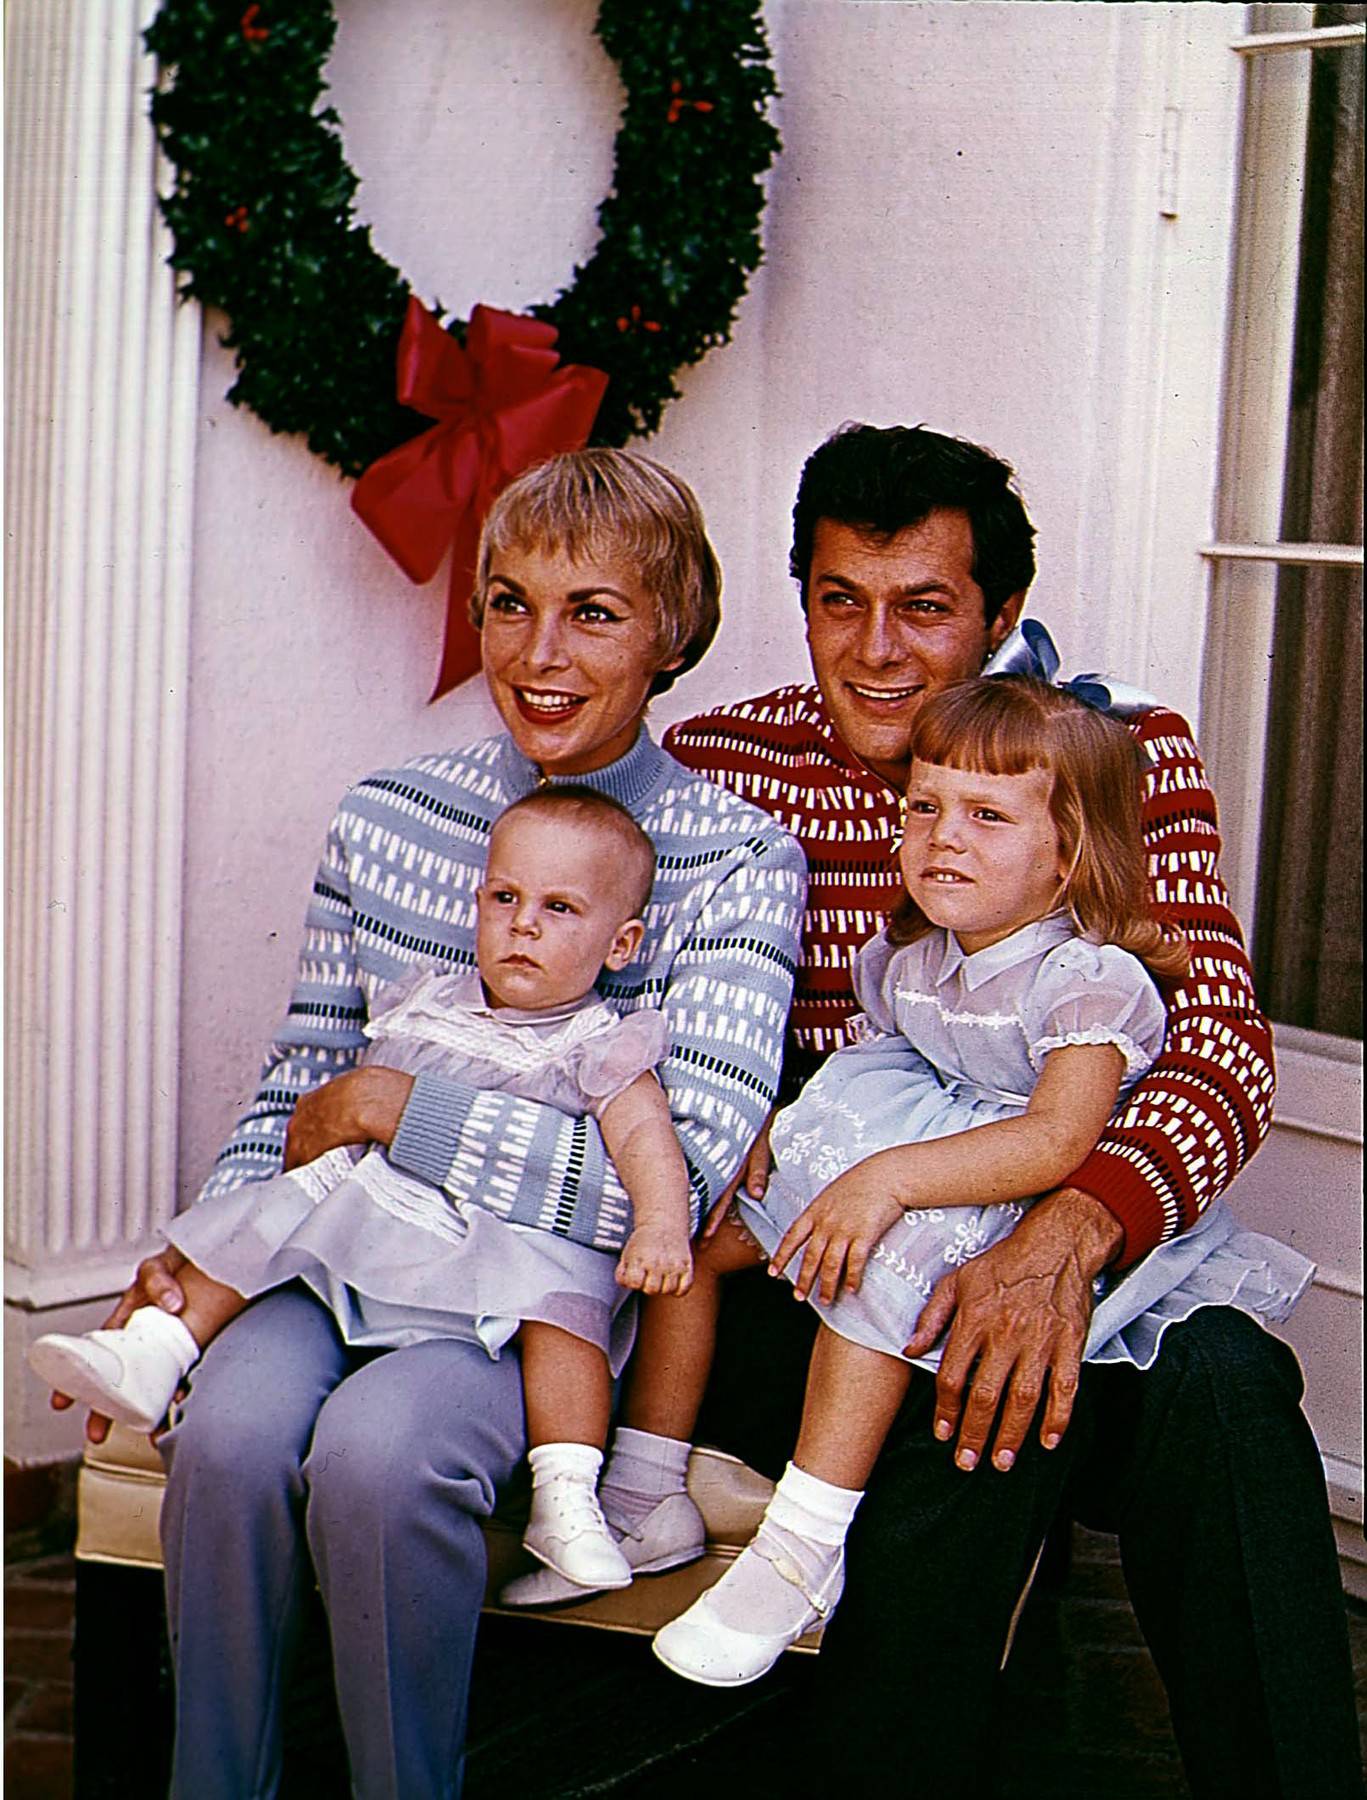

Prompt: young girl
[
  {"left": 31, "top": 787, "right": 695, "bottom": 1592},
  {"left": 507, "top": 676, "right": 1311, "bottom": 1681}
]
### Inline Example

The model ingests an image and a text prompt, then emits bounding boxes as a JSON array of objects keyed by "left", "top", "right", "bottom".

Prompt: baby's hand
[{"left": 615, "top": 1226, "right": 694, "bottom": 1297}]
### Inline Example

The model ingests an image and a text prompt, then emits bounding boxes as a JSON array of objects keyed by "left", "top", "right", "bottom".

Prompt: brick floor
[
  {"left": 6, "top": 1534, "right": 1366, "bottom": 1798},
  {"left": 5, "top": 1554, "right": 75, "bottom": 1800}
]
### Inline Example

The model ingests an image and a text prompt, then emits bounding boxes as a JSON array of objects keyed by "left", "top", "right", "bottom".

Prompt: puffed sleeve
[
  {"left": 572, "top": 1009, "right": 672, "bottom": 1115},
  {"left": 1021, "top": 941, "right": 1167, "bottom": 1088},
  {"left": 848, "top": 931, "right": 902, "bottom": 1039}
]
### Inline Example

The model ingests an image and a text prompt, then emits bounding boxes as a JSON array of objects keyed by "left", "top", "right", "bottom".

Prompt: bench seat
[{"left": 76, "top": 1424, "right": 824, "bottom": 1651}]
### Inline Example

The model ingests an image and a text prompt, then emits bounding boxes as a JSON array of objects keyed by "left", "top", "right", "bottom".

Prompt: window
[{"left": 1200, "top": 4, "right": 1364, "bottom": 1042}]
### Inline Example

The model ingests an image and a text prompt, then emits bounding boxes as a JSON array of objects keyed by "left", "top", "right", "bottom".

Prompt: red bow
[{"left": 351, "top": 299, "right": 608, "bottom": 700}]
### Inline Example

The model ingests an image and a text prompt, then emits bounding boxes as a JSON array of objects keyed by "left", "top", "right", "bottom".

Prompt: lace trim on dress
[
  {"left": 369, "top": 996, "right": 617, "bottom": 1075},
  {"left": 892, "top": 987, "right": 1025, "bottom": 1033},
  {"left": 1030, "top": 1028, "right": 1154, "bottom": 1083}
]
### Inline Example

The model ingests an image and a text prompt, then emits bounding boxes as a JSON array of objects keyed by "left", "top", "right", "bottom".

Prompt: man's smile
[{"left": 846, "top": 681, "right": 922, "bottom": 704}]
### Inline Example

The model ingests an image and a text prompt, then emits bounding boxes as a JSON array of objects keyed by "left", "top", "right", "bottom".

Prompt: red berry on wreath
[{"left": 666, "top": 78, "right": 714, "bottom": 125}]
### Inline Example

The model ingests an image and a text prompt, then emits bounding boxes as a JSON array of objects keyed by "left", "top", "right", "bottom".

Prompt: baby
[{"left": 32, "top": 787, "right": 694, "bottom": 1589}]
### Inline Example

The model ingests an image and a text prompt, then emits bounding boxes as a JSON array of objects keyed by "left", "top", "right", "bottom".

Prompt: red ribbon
[{"left": 351, "top": 298, "right": 608, "bottom": 700}]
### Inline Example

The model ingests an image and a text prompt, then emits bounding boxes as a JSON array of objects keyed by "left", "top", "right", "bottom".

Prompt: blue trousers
[
  {"left": 700, "top": 1276, "right": 1363, "bottom": 1799},
  {"left": 158, "top": 1287, "right": 525, "bottom": 1800}
]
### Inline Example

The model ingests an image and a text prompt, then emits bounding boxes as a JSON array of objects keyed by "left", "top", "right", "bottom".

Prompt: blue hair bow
[{"left": 982, "top": 619, "right": 1157, "bottom": 720}]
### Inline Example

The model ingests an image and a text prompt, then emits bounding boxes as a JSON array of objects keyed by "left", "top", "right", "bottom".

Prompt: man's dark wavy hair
[{"left": 789, "top": 423, "right": 1038, "bottom": 626}]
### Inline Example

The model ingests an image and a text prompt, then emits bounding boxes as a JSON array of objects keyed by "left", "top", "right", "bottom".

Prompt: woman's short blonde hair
[{"left": 471, "top": 448, "right": 722, "bottom": 695}]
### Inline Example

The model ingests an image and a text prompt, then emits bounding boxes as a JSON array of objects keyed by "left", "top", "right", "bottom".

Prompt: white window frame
[{"left": 1198, "top": 4, "right": 1364, "bottom": 1061}]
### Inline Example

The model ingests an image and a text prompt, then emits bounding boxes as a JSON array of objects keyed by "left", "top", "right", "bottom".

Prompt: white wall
[{"left": 179, "top": 0, "right": 1247, "bottom": 1202}]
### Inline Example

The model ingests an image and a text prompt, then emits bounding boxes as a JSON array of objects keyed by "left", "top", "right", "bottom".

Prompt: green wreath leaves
[{"left": 144, "top": 1, "right": 780, "bottom": 476}]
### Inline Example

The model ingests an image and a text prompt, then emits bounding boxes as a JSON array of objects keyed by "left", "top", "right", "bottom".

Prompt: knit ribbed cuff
[
  {"left": 1067, "top": 1147, "right": 1170, "bottom": 1270},
  {"left": 388, "top": 1073, "right": 476, "bottom": 1188}
]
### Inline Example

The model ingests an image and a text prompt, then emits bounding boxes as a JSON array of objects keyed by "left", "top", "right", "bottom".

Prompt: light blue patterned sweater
[{"left": 197, "top": 728, "right": 807, "bottom": 1252}]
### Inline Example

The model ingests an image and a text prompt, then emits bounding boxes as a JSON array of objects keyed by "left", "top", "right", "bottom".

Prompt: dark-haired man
[{"left": 663, "top": 425, "right": 1359, "bottom": 1797}]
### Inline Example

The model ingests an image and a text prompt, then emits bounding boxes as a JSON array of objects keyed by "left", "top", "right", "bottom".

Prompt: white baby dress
[{"left": 165, "top": 969, "right": 670, "bottom": 1374}]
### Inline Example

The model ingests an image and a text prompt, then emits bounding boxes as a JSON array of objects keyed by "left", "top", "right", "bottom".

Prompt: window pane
[{"left": 1252, "top": 8, "right": 1364, "bottom": 1037}]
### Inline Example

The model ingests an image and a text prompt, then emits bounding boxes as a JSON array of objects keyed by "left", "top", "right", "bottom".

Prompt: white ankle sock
[
  {"left": 704, "top": 1462, "right": 863, "bottom": 1637},
  {"left": 527, "top": 1441, "right": 604, "bottom": 1489},
  {"left": 599, "top": 1427, "right": 691, "bottom": 1533},
  {"left": 767, "top": 1460, "right": 863, "bottom": 1545}
]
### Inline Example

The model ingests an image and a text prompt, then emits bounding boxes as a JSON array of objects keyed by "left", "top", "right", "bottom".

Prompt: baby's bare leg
[
  {"left": 519, "top": 1324, "right": 632, "bottom": 1588},
  {"left": 519, "top": 1322, "right": 613, "bottom": 1449},
  {"left": 27, "top": 1259, "right": 248, "bottom": 1434},
  {"left": 793, "top": 1325, "right": 914, "bottom": 1492},
  {"left": 174, "top": 1263, "right": 251, "bottom": 1350},
  {"left": 620, "top": 1216, "right": 763, "bottom": 1441},
  {"left": 500, "top": 1230, "right": 762, "bottom": 1606}
]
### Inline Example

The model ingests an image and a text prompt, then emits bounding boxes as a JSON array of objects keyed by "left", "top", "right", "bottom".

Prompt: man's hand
[
  {"left": 902, "top": 1186, "right": 1122, "bottom": 1474},
  {"left": 50, "top": 1247, "right": 189, "bottom": 1444},
  {"left": 284, "top": 1066, "right": 414, "bottom": 1169},
  {"left": 771, "top": 1164, "right": 905, "bottom": 1305}
]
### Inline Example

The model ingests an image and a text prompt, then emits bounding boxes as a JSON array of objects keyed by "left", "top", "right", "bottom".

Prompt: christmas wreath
[{"left": 144, "top": 1, "right": 780, "bottom": 692}]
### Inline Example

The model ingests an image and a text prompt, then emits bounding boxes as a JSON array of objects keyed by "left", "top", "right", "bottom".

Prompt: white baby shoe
[
  {"left": 522, "top": 1470, "right": 634, "bottom": 1590},
  {"left": 652, "top": 1536, "right": 844, "bottom": 1687},
  {"left": 501, "top": 1489, "right": 706, "bottom": 1606},
  {"left": 28, "top": 1306, "right": 199, "bottom": 1432}
]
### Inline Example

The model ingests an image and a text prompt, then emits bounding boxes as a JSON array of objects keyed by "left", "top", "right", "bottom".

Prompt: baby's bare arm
[{"left": 598, "top": 1074, "right": 694, "bottom": 1296}]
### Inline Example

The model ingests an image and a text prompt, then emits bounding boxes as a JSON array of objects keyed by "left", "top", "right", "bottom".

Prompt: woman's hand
[
  {"left": 615, "top": 1225, "right": 694, "bottom": 1296},
  {"left": 771, "top": 1164, "right": 905, "bottom": 1305},
  {"left": 735, "top": 1110, "right": 775, "bottom": 1203},
  {"left": 284, "top": 1067, "right": 413, "bottom": 1169},
  {"left": 698, "top": 1110, "right": 777, "bottom": 1245},
  {"left": 49, "top": 1247, "right": 188, "bottom": 1443}
]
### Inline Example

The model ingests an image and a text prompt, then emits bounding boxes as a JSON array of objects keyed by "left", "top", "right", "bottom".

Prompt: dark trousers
[{"left": 697, "top": 1272, "right": 1363, "bottom": 1799}]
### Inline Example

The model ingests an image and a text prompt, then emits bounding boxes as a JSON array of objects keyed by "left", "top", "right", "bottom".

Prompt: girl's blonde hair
[
  {"left": 889, "top": 676, "right": 1189, "bottom": 982},
  {"left": 472, "top": 448, "right": 721, "bottom": 697}
]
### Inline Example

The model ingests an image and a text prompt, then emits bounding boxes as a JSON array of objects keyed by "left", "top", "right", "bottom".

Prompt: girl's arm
[
  {"left": 599, "top": 1073, "right": 695, "bottom": 1296},
  {"left": 774, "top": 1041, "right": 1127, "bottom": 1306}
]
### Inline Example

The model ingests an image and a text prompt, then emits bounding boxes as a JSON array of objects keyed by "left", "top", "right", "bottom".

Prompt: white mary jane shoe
[{"left": 652, "top": 1538, "right": 843, "bottom": 1687}]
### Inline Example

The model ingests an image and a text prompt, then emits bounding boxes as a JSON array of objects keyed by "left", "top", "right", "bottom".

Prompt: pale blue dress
[
  {"left": 166, "top": 969, "right": 669, "bottom": 1375},
  {"left": 737, "top": 914, "right": 1312, "bottom": 1370}
]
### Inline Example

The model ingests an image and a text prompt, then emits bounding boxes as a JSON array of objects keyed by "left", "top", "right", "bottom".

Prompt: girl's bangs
[{"left": 908, "top": 681, "right": 1054, "bottom": 776}]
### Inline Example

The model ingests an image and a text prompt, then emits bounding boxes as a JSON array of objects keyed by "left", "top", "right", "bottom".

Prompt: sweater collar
[
  {"left": 932, "top": 911, "right": 1076, "bottom": 992},
  {"left": 496, "top": 724, "right": 669, "bottom": 813}
]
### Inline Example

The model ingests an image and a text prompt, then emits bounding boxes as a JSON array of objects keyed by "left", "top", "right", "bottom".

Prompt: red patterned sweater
[{"left": 664, "top": 684, "right": 1275, "bottom": 1267}]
